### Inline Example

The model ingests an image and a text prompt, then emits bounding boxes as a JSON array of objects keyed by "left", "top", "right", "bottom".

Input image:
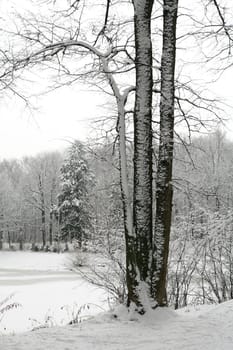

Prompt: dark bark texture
[
  {"left": 151, "top": 0, "right": 178, "bottom": 306},
  {"left": 117, "top": 100, "right": 138, "bottom": 308},
  {"left": 38, "top": 174, "right": 46, "bottom": 247},
  {"left": 131, "top": 0, "right": 154, "bottom": 308}
]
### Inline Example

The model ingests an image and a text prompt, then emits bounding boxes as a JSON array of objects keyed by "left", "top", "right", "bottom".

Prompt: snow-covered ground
[
  {"left": 0, "top": 251, "right": 107, "bottom": 334},
  {"left": 1, "top": 301, "right": 233, "bottom": 349},
  {"left": 1, "top": 251, "right": 233, "bottom": 349}
]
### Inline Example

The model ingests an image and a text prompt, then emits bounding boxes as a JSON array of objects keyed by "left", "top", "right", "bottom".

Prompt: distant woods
[
  {"left": 0, "top": 131, "right": 231, "bottom": 253},
  {"left": 0, "top": 140, "right": 122, "bottom": 251}
]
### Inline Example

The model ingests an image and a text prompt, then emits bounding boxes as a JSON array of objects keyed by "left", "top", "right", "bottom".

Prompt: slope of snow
[{"left": 1, "top": 301, "right": 233, "bottom": 349}]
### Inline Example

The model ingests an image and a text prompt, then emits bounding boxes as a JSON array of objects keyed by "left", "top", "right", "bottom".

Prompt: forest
[
  {"left": 0, "top": 0, "right": 232, "bottom": 320},
  {"left": 2, "top": 1, "right": 233, "bottom": 348}
]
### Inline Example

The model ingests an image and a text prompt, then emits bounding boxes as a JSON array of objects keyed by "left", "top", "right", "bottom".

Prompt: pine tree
[{"left": 57, "top": 141, "right": 93, "bottom": 247}]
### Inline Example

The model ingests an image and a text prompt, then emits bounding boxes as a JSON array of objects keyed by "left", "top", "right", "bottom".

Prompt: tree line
[
  {"left": 1, "top": 130, "right": 232, "bottom": 247},
  {"left": 0, "top": 141, "right": 120, "bottom": 251}
]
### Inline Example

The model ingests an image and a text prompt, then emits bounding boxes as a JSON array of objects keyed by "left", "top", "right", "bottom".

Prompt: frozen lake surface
[{"left": 0, "top": 251, "right": 107, "bottom": 334}]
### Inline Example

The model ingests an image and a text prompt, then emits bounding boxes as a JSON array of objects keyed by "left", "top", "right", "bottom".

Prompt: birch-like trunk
[
  {"left": 151, "top": 0, "right": 178, "bottom": 306},
  {"left": 117, "top": 100, "right": 137, "bottom": 307},
  {"left": 132, "top": 0, "right": 154, "bottom": 308},
  {"left": 102, "top": 55, "right": 137, "bottom": 307}
]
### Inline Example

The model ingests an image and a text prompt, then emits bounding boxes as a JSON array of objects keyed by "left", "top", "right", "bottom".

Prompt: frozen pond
[{"left": 0, "top": 251, "right": 107, "bottom": 334}]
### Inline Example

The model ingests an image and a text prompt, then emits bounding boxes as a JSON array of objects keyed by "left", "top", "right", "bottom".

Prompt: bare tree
[
  {"left": 7, "top": 0, "right": 143, "bottom": 307},
  {"left": 5, "top": 0, "right": 224, "bottom": 312}
]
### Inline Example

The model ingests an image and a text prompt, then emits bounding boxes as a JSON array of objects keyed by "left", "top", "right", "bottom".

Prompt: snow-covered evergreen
[{"left": 57, "top": 141, "right": 93, "bottom": 247}]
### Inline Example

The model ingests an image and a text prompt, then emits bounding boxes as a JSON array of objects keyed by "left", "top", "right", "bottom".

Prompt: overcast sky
[{"left": 0, "top": 81, "right": 110, "bottom": 160}]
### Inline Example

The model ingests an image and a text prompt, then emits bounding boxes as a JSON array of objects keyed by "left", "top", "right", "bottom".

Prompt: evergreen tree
[{"left": 57, "top": 141, "right": 93, "bottom": 247}]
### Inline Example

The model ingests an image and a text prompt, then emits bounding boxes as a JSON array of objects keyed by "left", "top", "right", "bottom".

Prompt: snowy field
[
  {"left": 0, "top": 251, "right": 107, "bottom": 334},
  {"left": 1, "top": 251, "right": 233, "bottom": 349}
]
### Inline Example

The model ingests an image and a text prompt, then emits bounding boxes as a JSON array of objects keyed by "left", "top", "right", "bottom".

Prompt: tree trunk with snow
[
  {"left": 131, "top": 0, "right": 154, "bottom": 309},
  {"left": 117, "top": 98, "right": 138, "bottom": 308},
  {"left": 38, "top": 174, "right": 46, "bottom": 248},
  {"left": 102, "top": 52, "right": 138, "bottom": 308},
  {"left": 49, "top": 178, "right": 56, "bottom": 246},
  {"left": 151, "top": 0, "right": 178, "bottom": 306}
]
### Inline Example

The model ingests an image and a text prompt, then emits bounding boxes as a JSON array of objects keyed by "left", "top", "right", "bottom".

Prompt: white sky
[
  {"left": 0, "top": 85, "right": 108, "bottom": 160},
  {"left": 213, "top": 70, "right": 233, "bottom": 136}
]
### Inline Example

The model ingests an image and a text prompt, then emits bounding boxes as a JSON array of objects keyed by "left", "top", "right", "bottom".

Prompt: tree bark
[
  {"left": 151, "top": 0, "right": 178, "bottom": 306},
  {"left": 117, "top": 97, "right": 138, "bottom": 308},
  {"left": 49, "top": 178, "right": 56, "bottom": 246},
  {"left": 49, "top": 211, "right": 53, "bottom": 246},
  {"left": 102, "top": 54, "right": 138, "bottom": 308},
  {"left": 132, "top": 0, "right": 154, "bottom": 309},
  {"left": 38, "top": 174, "right": 46, "bottom": 247}
]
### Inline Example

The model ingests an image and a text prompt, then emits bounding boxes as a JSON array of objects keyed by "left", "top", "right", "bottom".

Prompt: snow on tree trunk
[
  {"left": 38, "top": 174, "right": 46, "bottom": 248},
  {"left": 117, "top": 99, "right": 138, "bottom": 308},
  {"left": 132, "top": 0, "right": 154, "bottom": 309},
  {"left": 49, "top": 178, "right": 56, "bottom": 246},
  {"left": 151, "top": 0, "right": 178, "bottom": 306},
  {"left": 102, "top": 54, "right": 138, "bottom": 308}
]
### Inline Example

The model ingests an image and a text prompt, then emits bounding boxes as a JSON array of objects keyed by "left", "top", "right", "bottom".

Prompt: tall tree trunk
[
  {"left": 101, "top": 52, "right": 138, "bottom": 308},
  {"left": 19, "top": 228, "right": 24, "bottom": 251},
  {"left": 0, "top": 213, "right": 4, "bottom": 250},
  {"left": 49, "top": 211, "right": 53, "bottom": 246},
  {"left": 41, "top": 206, "right": 46, "bottom": 247},
  {"left": 38, "top": 174, "right": 46, "bottom": 247},
  {"left": 7, "top": 230, "right": 11, "bottom": 249},
  {"left": 49, "top": 178, "right": 56, "bottom": 246},
  {"left": 151, "top": 0, "right": 178, "bottom": 306},
  {"left": 0, "top": 231, "right": 3, "bottom": 250},
  {"left": 132, "top": 0, "right": 154, "bottom": 309},
  {"left": 117, "top": 98, "right": 138, "bottom": 308}
]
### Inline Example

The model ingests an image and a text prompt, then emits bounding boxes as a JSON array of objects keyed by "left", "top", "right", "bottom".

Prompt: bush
[
  {"left": 0, "top": 294, "right": 21, "bottom": 325},
  {"left": 168, "top": 210, "right": 233, "bottom": 308},
  {"left": 71, "top": 247, "right": 126, "bottom": 305}
]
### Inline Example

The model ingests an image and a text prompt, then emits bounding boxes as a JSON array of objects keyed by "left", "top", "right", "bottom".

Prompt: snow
[
  {"left": 0, "top": 252, "right": 107, "bottom": 335},
  {"left": 1, "top": 251, "right": 233, "bottom": 349},
  {"left": 1, "top": 301, "right": 233, "bottom": 349},
  {"left": 0, "top": 251, "right": 68, "bottom": 271}
]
